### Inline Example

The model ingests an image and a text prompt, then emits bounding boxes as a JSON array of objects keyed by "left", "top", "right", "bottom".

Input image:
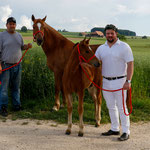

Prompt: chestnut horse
[
  {"left": 63, "top": 39, "right": 102, "bottom": 136},
  {"left": 31, "top": 15, "right": 100, "bottom": 111}
]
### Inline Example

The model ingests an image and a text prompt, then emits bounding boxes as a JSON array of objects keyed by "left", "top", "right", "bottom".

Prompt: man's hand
[
  {"left": 27, "top": 43, "right": 32, "bottom": 49},
  {"left": 0, "top": 64, "right": 2, "bottom": 74},
  {"left": 123, "top": 82, "right": 131, "bottom": 90},
  {"left": 22, "top": 43, "right": 32, "bottom": 50}
]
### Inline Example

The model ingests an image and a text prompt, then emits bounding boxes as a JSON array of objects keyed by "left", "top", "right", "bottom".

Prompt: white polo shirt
[{"left": 95, "top": 39, "right": 134, "bottom": 77}]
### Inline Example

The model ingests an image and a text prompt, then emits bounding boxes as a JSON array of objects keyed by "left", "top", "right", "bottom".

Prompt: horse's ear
[
  {"left": 83, "top": 36, "right": 86, "bottom": 41},
  {"left": 42, "top": 16, "right": 47, "bottom": 22},
  {"left": 82, "top": 37, "right": 87, "bottom": 45},
  {"left": 32, "top": 15, "right": 35, "bottom": 22},
  {"left": 85, "top": 37, "right": 91, "bottom": 44}
]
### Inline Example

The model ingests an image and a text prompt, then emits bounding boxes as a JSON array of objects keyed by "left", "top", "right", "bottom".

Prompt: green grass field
[{"left": 1, "top": 31, "right": 150, "bottom": 124}]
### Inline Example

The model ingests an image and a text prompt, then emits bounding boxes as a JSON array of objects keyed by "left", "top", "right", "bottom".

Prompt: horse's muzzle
[
  {"left": 94, "top": 62, "right": 100, "bottom": 67},
  {"left": 37, "top": 39, "right": 43, "bottom": 46}
]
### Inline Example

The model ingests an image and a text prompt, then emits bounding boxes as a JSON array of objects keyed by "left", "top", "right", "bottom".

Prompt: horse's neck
[
  {"left": 67, "top": 48, "right": 80, "bottom": 71},
  {"left": 42, "top": 23, "right": 73, "bottom": 56},
  {"left": 45, "top": 23, "right": 66, "bottom": 41}
]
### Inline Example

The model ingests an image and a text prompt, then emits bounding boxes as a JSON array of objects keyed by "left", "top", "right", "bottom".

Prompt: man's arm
[{"left": 123, "top": 61, "right": 134, "bottom": 90}]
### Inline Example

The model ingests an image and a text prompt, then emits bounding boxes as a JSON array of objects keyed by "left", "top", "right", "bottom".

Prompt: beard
[
  {"left": 107, "top": 38, "right": 114, "bottom": 43},
  {"left": 7, "top": 29, "right": 15, "bottom": 33}
]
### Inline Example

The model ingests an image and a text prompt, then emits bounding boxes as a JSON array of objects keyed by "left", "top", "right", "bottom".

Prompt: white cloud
[
  {"left": 17, "top": 15, "right": 32, "bottom": 29},
  {"left": 0, "top": 5, "right": 12, "bottom": 25},
  {"left": 116, "top": 5, "right": 134, "bottom": 14},
  {"left": 0, "top": 0, "right": 150, "bottom": 35},
  {"left": 59, "top": 17, "right": 91, "bottom": 32},
  {"left": 133, "top": 5, "right": 150, "bottom": 15},
  {"left": 71, "top": 18, "right": 79, "bottom": 22},
  {"left": 113, "top": 3, "right": 150, "bottom": 16},
  {"left": 0, "top": 5, "right": 32, "bottom": 29}
]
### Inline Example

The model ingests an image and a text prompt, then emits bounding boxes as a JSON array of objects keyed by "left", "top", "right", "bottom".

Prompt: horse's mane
[
  {"left": 73, "top": 42, "right": 79, "bottom": 49},
  {"left": 43, "top": 21, "right": 72, "bottom": 42}
]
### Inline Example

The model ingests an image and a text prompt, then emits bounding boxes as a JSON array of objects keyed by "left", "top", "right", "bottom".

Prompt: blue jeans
[{"left": 0, "top": 63, "right": 22, "bottom": 110}]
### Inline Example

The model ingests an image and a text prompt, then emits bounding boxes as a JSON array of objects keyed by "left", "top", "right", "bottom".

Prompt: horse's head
[
  {"left": 32, "top": 15, "right": 47, "bottom": 46},
  {"left": 77, "top": 38, "right": 101, "bottom": 67}
]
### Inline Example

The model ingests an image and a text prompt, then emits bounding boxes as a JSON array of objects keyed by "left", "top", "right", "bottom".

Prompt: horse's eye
[{"left": 86, "top": 51, "right": 89, "bottom": 53}]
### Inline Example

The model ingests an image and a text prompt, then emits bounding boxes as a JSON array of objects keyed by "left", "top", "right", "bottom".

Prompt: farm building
[
  {"left": 90, "top": 31, "right": 104, "bottom": 37},
  {"left": 85, "top": 31, "right": 104, "bottom": 37},
  {"left": 79, "top": 31, "right": 104, "bottom": 37},
  {"left": 79, "top": 32, "right": 87, "bottom": 36}
]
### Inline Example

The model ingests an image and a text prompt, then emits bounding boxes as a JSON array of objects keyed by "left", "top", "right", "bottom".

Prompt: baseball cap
[{"left": 6, "top": 17, "right": 16, "bottom": 24}]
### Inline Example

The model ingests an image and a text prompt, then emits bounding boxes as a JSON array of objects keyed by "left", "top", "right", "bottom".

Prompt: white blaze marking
[
  {"left": 89, "top": 46, "right": 92, "bottom": 51},
  {"left": 37, "top": 23, "right": 41, "bottom": 30}
]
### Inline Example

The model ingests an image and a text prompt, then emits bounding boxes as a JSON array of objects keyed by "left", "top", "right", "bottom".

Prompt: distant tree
[
  {"left": 79, "top": 33, "right": 83, "bottom": 36},
  {"left": 117, "top": 33, "right": 126, "bottom": 41},
  {"left": 21, "top": 26, "right": 27, "bottom": 32},
  {"left": 91, "top": 27, "right": 136, "bottom": 36},
  {"left": 62, "top": 29, "right": 68, "bottom": 32},
  {"left": 142, "top": 36, "right": 147, "bottom": 39}
]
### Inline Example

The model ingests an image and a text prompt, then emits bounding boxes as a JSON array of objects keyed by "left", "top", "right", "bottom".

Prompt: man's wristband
[{"left": 126, "top": 80, "right": 131, "bottom": 83}]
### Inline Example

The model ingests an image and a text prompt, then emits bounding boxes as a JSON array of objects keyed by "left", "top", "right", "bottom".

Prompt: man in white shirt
[{"left": 95, "top": 24, "right": 134, "bottom": 141}]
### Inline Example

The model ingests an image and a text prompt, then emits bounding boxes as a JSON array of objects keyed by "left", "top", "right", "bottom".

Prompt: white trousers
[{"left": 102, "top": 78, "right": 130, "bottom": 134}]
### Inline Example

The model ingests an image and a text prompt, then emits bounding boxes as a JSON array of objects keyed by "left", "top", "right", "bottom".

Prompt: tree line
[{"left": 91, "top": 27, "right": 136, "bottom": 36}]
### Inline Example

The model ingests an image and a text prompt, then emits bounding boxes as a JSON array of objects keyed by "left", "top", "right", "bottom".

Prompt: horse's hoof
[
  {"left": 65, "top": 130, "right": 71, "bottom": 135},
  {"left": 60, "top": 104, "right": 65, "bottom": 109},
  {"left": 52, "top": 106, "right": 59, "bottom": 111},
  {"left": 95, "top": 123, "right": 100, "bottom": 127},
  {"left": 78, "top": 132, "right": 84, "bottom": 137}
]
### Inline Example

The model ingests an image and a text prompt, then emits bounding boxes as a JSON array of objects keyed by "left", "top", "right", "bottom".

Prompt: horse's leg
[
  {"left": 95, "top": 88, "right": 102, "bottom": 127},
  {"left": 52, "top": 73, "right": 61, "bottom": 111},
  {"left": 65, "top": 94, "right": 73, "bottom": 135},
  {"left": 60, "top": 88, "right": 67, "bottom": 108},
  {"left": 78, "top": 91, "right": 84, "bottom": 137},
  {"left": 88, "top": 85, "right": 102, "bottom": 127}
]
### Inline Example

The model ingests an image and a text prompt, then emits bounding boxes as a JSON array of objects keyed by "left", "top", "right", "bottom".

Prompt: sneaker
[
  {"left": 0, "top": 105, "right": 8, "bottom": 117},
  {"left": 102, "top": 130, "right": 120, "bottom": 136}
]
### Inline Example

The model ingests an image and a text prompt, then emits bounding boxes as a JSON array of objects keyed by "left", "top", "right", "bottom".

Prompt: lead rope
[{"left": 0, "top": 40, "right": 34, "bottom": 85}]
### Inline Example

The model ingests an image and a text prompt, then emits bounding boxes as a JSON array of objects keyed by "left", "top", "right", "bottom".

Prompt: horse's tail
[{"left": 126, "top": 90, "right": 130, "bottom": 109}]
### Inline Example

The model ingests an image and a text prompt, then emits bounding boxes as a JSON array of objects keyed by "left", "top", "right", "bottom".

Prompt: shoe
[
  {"left": 0, "top": 105, "right": 8, "bottom": 117},
  {"left": 118, "top": 133, "right": 129, "bottom": 141},
  {"left": 102, "top": 130, "right": 120, "bottom": 136},
  {"left": 13, "top": 105, "right": 22, "bottom": 111}
]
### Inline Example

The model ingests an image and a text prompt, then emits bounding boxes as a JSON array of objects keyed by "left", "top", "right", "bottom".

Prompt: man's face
[
  {"left": 105, "top": 29, "right": 117, "bottom": 43},
  {"left": 6, "top": 22, "right": 16, "bottom": 33}
]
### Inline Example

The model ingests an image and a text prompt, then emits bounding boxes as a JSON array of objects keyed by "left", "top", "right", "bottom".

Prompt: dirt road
[{"left": 0, "top": 119, "right": 149, "bottom": 150}]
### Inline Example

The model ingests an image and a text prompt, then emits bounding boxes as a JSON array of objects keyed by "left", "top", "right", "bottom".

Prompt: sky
[{"left": 0, "top": 0, "right": 150, "bottom": 36}]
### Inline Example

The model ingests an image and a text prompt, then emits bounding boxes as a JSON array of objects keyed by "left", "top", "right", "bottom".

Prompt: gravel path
[{"left": 0, "top": 119, "right": 150, "bottom": 150}]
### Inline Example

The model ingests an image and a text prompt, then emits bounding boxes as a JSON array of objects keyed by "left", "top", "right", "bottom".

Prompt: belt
[
  {"left": 2, "top": 62, "right": 17, "bottom": 65},
  {"left": 103, "top": 75, "right": 126, "bottom": 80}
]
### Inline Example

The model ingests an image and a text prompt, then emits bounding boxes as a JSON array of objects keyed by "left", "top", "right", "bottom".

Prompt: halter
[
  {"left": 33, "top": 30, "right": 44, "bottom": 41},
  {"left": 77, "top": 44, "right": 96, "bottom": 63}
]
